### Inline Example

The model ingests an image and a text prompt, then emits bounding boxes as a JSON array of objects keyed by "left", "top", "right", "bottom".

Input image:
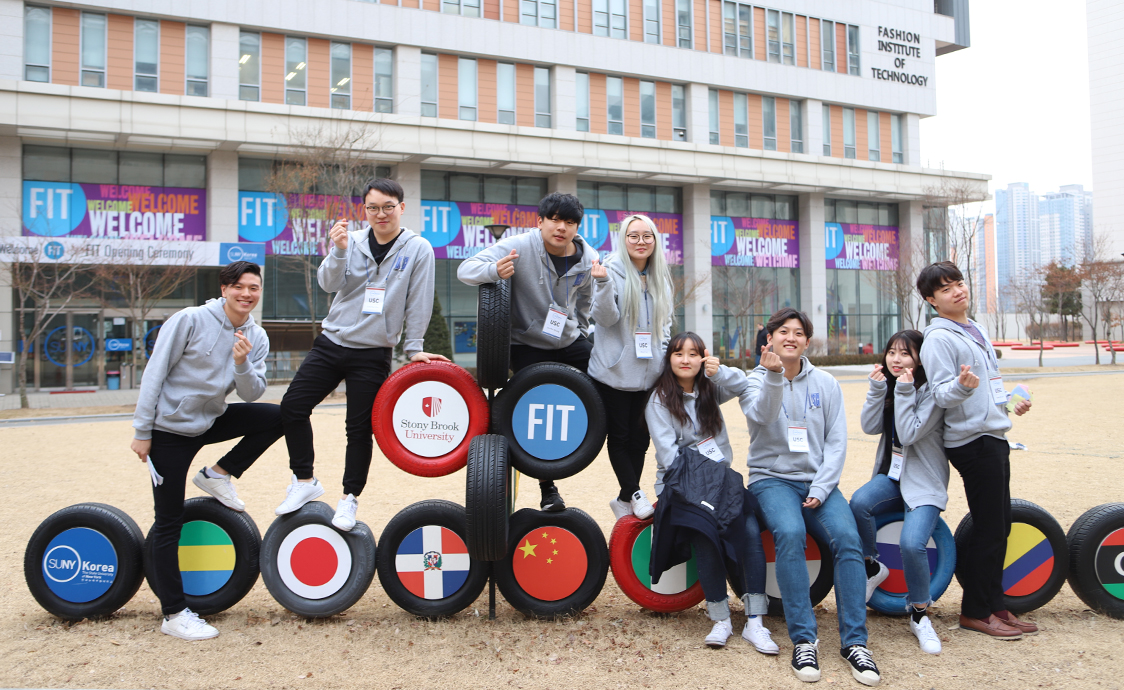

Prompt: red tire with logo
[
  {"left": 372, "top": 361, "right": 490, "bottom": 478},
  {"left": 609, "top": 514, "right": 705, "bottom": 613}
]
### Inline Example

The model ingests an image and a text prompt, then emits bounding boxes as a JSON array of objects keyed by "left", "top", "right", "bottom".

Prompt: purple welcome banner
[
  {"left": 23, "top": 181, "right": 206, "bottom": 241},
  {"left": 710, "top": 216, "right": 800, "bottom": 267}
]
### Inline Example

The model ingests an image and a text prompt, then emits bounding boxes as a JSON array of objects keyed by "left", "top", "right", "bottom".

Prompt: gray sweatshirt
[
  {"left": 318, "top": 227, "right": 435, "bottom": 357},
  {"left": 588, "top": 257, "right": 672, "bottom": 391},
  {"left": 456, "top": 230, "right": 593, "bottom": 349},
  {"left": 860, "top": 379, "right": 950, "bottom": 511},
  {"left": 920, "top": 317, "right": 1011, "bottom": 448},
  {"left": 132, "top": 298, "right": 269, "bottom": 440}
]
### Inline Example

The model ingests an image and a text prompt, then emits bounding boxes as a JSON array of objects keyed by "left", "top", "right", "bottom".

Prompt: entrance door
[{"left": 27, "top": 311, "right": 102, "bottom": 390}]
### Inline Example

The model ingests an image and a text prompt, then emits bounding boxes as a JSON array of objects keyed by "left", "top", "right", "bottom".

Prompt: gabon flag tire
[
  {"left": 1066, "top": 503, "right": 1124, "bottom": 619},
  {"left": 608, "top": 514, "right": 704, "bottom": 613},
  {"left": 866, "top": 511, "right": 956, "bottom": 616},
  {"left": 143, "top": 497, "right": 261, "bottom": 617}
]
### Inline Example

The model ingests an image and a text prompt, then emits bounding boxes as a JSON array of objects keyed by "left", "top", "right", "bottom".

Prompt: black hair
[
  {"left": 651, "top": 332, "right": 723, "bottom": 439},
  {"left": 363, "top": 178, "right": 405, "bottom": 204},
  {"left": 219, "top": 261, "right": 262, "bottom": 288},
  {"left": 880, "top": 330, "right": 927, "bottom": 407},
  {"left": 765, "top": 307, "right": 813, "bottom": 339},
  {"left": 537, "top": 192, "right": 584, "bottom": 224},
  {"left": 916, "top": 261, "right": 964, "bottom": 300}
]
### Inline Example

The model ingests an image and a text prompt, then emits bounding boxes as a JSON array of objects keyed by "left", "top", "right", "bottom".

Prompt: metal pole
[{"left": 488, "top": 562, "right": 496, "bottom": 620}]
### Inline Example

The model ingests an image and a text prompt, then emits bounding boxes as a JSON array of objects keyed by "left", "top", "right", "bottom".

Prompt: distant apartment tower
[
  {"left": 1039, "top": 184, "right": 1093, "bottom": 266},
  {"left": 974, "top": 213, "right": 997, "bottom": 313},
  {"left": 1088, "top": 0, "right": 1124, "bottom": 258},
  {"left": 994, "top": 182, "right": 1039, "bottom": 309}
]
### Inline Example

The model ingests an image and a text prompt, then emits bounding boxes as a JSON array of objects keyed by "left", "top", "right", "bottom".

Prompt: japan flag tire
[{"left": 475, "top": 280, "right": 512, "bottom": 390}]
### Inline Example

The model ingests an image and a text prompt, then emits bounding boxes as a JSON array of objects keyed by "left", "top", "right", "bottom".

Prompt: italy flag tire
[
  {"left": 376, "top": 500, "right": 488, "bottom": 618},
  {"left": 143, "top": 497, "right": 261, "bottom": 616},
  {"left": 866, "top": 512, "right": 956, "bottom": 616},
  {"left": 1066, "top": 503, "right": 1124, "bottom": 619},
  {"left": 608, "top": 514, "right": 704, "bottom": 613},
  {"left": 954, "top": 498, "right": 1067, "bottom": 614}
]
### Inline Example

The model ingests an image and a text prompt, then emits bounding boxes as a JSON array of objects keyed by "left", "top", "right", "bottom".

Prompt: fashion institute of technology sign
[{"left": 870, "top": 26, "right": 928, "bottom": 87}]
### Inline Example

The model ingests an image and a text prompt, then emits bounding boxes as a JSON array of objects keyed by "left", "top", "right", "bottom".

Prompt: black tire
[
  {"left": 260, "top": 501, "right": 376, "bottom": 618},
  {"left": 495, "top": 507, "right": 609, "bottom": 618},
  {"left": 25, "top": 503, "right": 145, "bottom": 621},
  {"left": 954, "top": 498, "right": 1067, "bottom": 614},
  {"left": 143, "top": 498, "right": 261, "bottom": 616},
  {"left": 466, "top": 434, "right": 511, "bottom": 561},
  {"left": 727, "top": 528, "right": 835, "bottom": 618},
  {"left": 1067, "top": 503, "right": 1124, "bottom": 619},
  {"left": 490, "top": 363, "right": 607, "bottom": 481},
  {"left": 376, "top": 500, "right": 489, "bottom": 618},
  {"left": 476, "top": 280, "right": 511, "bottom": 389}
]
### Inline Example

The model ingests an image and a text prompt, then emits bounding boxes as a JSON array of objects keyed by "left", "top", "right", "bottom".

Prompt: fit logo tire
[
  {"left": 25, "top": 503, "right": 145, "bottom": 621},
  {"left": 1066, "top": 503, "right": 1124, "bottom": 619},
  {"left": 465, "top": 434, "right": 511, "bottom": 561},
  {"left": 372, "top": 361, "right": 490, "bottom": 478},
  {"left": 866, "top": 512, "right": 956, "bottom": 616},
  {"left": 143, "top": 497, "right": 261, "bottom": 617},
  {"left": 954, "top": 498, "right": 1067, "bottom": 614},
  {"left": 609, "top": 514, "right": 704, "bottom": 613},
  {"left": 260, "top": 502, "right": 376, "bottom": 618},
  {"left": 490, "top": 363, "right": 607, "bottom": 481},
  {"left": 376, "top": 500, "right": 489, "bottom": 618},
  {"left": 475, "top": 280, "right": 512, "bottom": 389}
]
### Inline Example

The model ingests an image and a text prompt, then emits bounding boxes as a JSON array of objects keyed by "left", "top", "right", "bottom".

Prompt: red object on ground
[
  {"left": 991, "top": 341, "right": 1021, "bottom": 347},
  {"left": 1047, "top": 342, "right": 1080, "bottom": 348},
  {"left": 1011, "top": 345, "right": 1054, "bottom": 351}
]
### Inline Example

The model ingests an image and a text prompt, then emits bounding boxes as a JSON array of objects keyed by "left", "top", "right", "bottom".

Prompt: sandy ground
[{"left": 2, "top": 372, "right": 1123, "bottom": 689}]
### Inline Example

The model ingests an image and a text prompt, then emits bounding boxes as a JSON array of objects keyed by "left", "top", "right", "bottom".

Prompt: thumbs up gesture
[
  {"left": 703, "top": 348, "right": 720, "bottom": 377},
  {"left": 496, "top": 249, "right": 518, "bottom": 280},
  {"left": 590, "top": 257, "right": 608, "bottom": 280}
]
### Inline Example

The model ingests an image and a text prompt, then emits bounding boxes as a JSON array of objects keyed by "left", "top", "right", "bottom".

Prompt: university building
[{"left": 0, "top": 0, "right": 986, "bottom": 392}]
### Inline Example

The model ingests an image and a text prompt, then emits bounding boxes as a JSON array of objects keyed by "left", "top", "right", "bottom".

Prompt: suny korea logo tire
[
  {"left": 866, "top": 512, "right": 956, "bottom": 616},
  {"left": 1067, "top": 503, "right": 1124, "bottom": 619}
]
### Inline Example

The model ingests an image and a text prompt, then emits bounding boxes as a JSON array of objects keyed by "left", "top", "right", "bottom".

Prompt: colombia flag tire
[{"left": 1067, "top": 503, "right": 1124, "bottom": 619}]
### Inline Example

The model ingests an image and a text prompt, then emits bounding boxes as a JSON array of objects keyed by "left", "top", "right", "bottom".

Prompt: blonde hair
[{"left": 612, "top": 214, "right": 672, "bottom": 334}]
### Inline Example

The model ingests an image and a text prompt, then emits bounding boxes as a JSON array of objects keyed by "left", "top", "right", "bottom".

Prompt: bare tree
[
  {"left": 864, "top": 239, "right": 927, "bottom": 331},
  {"left": 1099, "top": 260, "right": 1124, "bottom": 365},
  {"left": 1008, "top": 267, "right": 1050, "bottom": 367},
  {"left": 717, "top": 268, "right": 778, "bottom": 369},
  {"left": 924, "top": 178, "right": 988, "bottom": 321},
  {"left": 1078, "top": 233, "right": 1124, "bottom": 365}
]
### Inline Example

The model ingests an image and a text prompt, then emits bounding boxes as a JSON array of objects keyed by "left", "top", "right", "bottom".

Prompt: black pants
[
  {"left": 945, "top": 434, "right": 1012, "bottom": 619},
  {"left": 281, "top": 334, "right": 392, "bottom": 497},
  {"left": 593, "top": 380, "right": 650, "bottom": 502},
  {"left": 149, "top": 403, "right": 283, "bottom": 615}
]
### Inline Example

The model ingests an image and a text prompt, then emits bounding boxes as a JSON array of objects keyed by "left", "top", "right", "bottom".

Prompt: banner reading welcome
[
  {"left": 238, "top": 191, "right": 369, "bottom": 256},
  {"left": 825, "top": 222, "right": 899, "bottom": 270},
  {"left": 710, "top": 216, "right": 800, "bottom": 267},
  {"left": 22, "top": 181, "right": 206, "bottom": 241}
]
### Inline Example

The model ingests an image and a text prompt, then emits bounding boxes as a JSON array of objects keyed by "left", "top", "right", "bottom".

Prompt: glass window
[
  {"left": 733, "top": 93, "right": 748, "bottom": 148},
  {"left": 239, "top": 158, "right": 273, "bottom": 192},
  {"left": 676, "top": 0, "right": 692, "bottom": 48},
  {"left": 671, "top": 84, "right": 686, "bottom": 141},
  {"left": 497, "top": 63, "right": 516, "bottom": 125},
  {"left": 766, "top": 9, "right": 780, "bottom": 63},
  {"left": 723, "top": 2, "right": 751, "bottom": 58},
  {"left": 857, "top": 202, "right": 878, "bottom": 225},
  {"left": 640, "top": 80, "right": 656, "bottom": 138},
  {"left": 627, "top": 186, "right": 653, "bottom": 212},
  {"left": 821, "top": 20, "right": 835, "bottom": 71},
  {"left": 775, "top": 195, "right": 796, "bottom": 220},
  {"left": 708, "top": 88, "right": 720, "bottom": 145},
  {"left": 421, "top": 169, "right": 447, "bottom": 199},
  {"left": 594, "top": 0, "right": 626, "bottom": 38},
  {"left": 655, "top": 187, "right": 679, "bottom": 213},
  {"left": 164, "top": 154, "right": 207, "bottom": 188},
  {"left": 239, "top": 31, "right": 260, "bottom": 101},
  {"left": 458, "top": 57, "right": 477, "bottom": 121},
  {"left": 751, "top": 194, "right": 773, "bottom": 219},
  {"left": 575, "top": 71, "right": 589, "bottom": 132},
  {"left": 444, "top": 0, "right": 481, "bottom": 16},
  {"left": 185, "top": 25, "right": 209, "bottom": 97},
  {"left": 534, "top": 66, "right": 551, "bottom": 128},
  {"left": 285, "top": 36, "right": 306, "bottom": 106},
  {"left": 606, "top": 76, "right": 623, "bottom": 135},
  {"left": 24, "top": 146, "right": 71, "bottom": 182},
  {"left": 822, "top": 103, "right": 831, "bottom": 155},
  {"left": 578, "top": 180, "right": 597, "bottom": 209},
  {"left": 521, "top": 0, "right": 557, "bottom": 28},
  {"left": 599, "top": 183, "right": 625, "bottom": 210},
  {"left": 375, "top": 47, "right": 393, "bottom": 113},
  {"left": 72, "top": 149, "right": 117, "bottom": 184},
  {"left": 420, "top": 53, "right": 437, "bottom": 117},
  {"left": 643, "top": 0, "right": 659, "bottom": 43},
  {"left": 80, "top": 13, "right": 107, "bottom": 88},
  {"left": 24, "top": 6, "right": 51, "bottom": 82},
  {"left": 762, "top": 96, "right": 776, "bottom": 151},
  {"left": 515, "top": 177, "right": 546, "bottom": 205},
  {"left": 120, "top": 152, "right": 164, "bottom": 186},
  {"left": 330, "top": 42, "right": 351, "bottom": 109},
  {"left": 726, "top": 191, "right": 748, "bottom": 216},
  {"left": 710, "top": 190, "right": 725, "bottom": 215},
  {"left": 867, "top": 110, "right": 879, "bottom": 161},
  {"left": 782, "top": 12, "right": 795, "bottom": 65},
  {"left": 483, "top": 177, "right": 514, "bottom": 204},
  {"left": 450, "top": 174, "right": 481, "bottom": 202},
  {"left": 134, "top": 19, "right": 159, "bottom": 92},
  {"left": 848, "top": 25, "right": 860, "bottom": 75},
  {"left": 891, "top": 113, "right": 903, "bottom": 163},
  {"left": 790, "top": 99, "right": 803, "bottom": 153},
  {"left": 843, "top": 107, "right": 856, "bottom": 159}
]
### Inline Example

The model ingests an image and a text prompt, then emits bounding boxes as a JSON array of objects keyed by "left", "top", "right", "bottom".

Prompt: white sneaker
[
  {"left": 865, "top": 560, "right": 890, "bottom": 602},
  {"left": 609, "top": 498, "right": 631, "bottom": 521},
  {"left": 161, "top": 608, "right": 218, "bottom": 641},
  {"left": 742, "top": 616, "right": 780, "bottom": 655},
  {"left": 704, "top": 618, "right": 734, "bottom": 648},
  {"left": 275, "top": 475, "right": 324, "bottom": 515},
  {"left": 630, "top": 490, "right": 655, "bottom": 520},
  {"left": 192, "top": 469, "right": 245, "bottom": 511},
  {"left": 910, "top": 614, "right": 942, "bottom": 655},
  {"left": 332, "top": 494, "right": 358, "bottom": 531}
]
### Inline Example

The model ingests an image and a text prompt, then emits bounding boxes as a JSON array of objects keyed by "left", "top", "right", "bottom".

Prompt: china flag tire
[
  {"left": 495, "top": 507, "right": 609, "bottom": 618},
  {"left": 24, "top": 503, "right": 145, "bottom": 622},
  {"left": 866, "top": 512, "right": 956, "bottom": 616},
  {"left": 372, "top": 361, "right": 490, "bottom": 478},
  {"left": 954, "top": 498, "right": 1067, "bottom": 614},
  {"left": 142, "top": 497, "right": 261, "bottom": 617},
  {"left": 260, "top": 502, "right": 376, "bottom": 618},
  {"left": 609, "top": 514, "right": 704, "bottom": 613},
  {"left": 476, "top": 280, "right": 512, "bottom": 390},
  {"left": 376, "top": 500, "right": 488, "bottom": 618},
  {"left": 465, "top": 434, "right": 511, "bottom": 561},
  {"left": 1066, "top": 503, "right": 1124, "bottom": 619}
]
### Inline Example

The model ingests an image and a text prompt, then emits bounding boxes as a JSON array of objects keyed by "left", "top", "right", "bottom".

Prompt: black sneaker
[
  {"left": 841, "top": 644, "right": 881, "bottom": 686},
  {"left": 791, "top": 640, "right": 820, "bottom": 682},
  {"left": 540, "top": 483, "right": 566, "bottom": 512}
]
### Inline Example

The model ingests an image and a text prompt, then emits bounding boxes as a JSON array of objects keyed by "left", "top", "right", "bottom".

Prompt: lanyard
[{"left": 780, "top": 381, "right": 809, "bottom": 424}]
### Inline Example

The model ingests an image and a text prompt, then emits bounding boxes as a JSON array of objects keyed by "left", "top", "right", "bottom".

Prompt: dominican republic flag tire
[
  {"left": 954, "top": 498, "right": 1067, "bottom": 614},
  {"left": 372, "top": 361, "right": 490, "bottom": 478},
  {"left": 608, "top": 514, "right": 704, "bottom": 613},
  {"left": 260, "top": 502, "right": 376, "bottom": 618},
  {"left": 24, "top": 503, "right": 145, "bottom": 622},
  {"left": 376, "top": 500, "right": 488, "bottom": 618},
  {"left": 728, "top": 529, "right": 835, "bottom": 618},
  {"left": 475, "top": 280, "right": 512, "bottom": 390},
  {"left": 143, "top": 497, "right": 261, "bottom": 617},
  {"left": 866, "top": 512, "right": 955, "bottom": 616},
  {"left": 465, "top": 434, "right": 511, "bottom": 561},
  {"left": 496, "top": 508, "right": 609, "bottom": 618},
  {"left": 1067, "top": 503, "right": 1124, "bottom": 619}
]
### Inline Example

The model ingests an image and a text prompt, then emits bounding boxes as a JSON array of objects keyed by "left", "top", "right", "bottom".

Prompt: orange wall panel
[
  {"left": 795, "top": 15, "right": 807, "bottom": 68},
  {"left": 439, "top": 54, "right": 458, "bottom": 120},
  {"left": 261, "top": 33, "right": 285, "bottom": 104},
  {"left": 307, "top": 38, "right": 331, "bottom": 109},
  {"left": 656, "top": 81, "right": 672, "bottom": 141},
  {"left": 402, "top": 0, "right": 420, "bottom": 7},
  {"left": 880, "top": 112, "right": 893, "bottom": 160},
  {"left": 662, "top": 0, "right": 675, "bottom": 46},
  {"left": 478, "top": 59, "right": 497, "bottom": 123},
  {"left": 836, "top": 23, "right": 847, "bottom": 73},
  {"left": 590, "top": 72, "right": 607, "bottom": 134},
  {"left": 856, "top": 108, "right": 868, "bottom": 158},
  {"left": 748, "top": 93, "right": 762, "bottom": 149},
  {"left": 830, "top": 105, "right": 843, "bottom": 158},
  {"left": 560, "top": 0, "right": 574, "bottom": 31},
  {"left": 577, "top": 0, "right": 592, "bottom": 33},
  {"left": 629, "top": 0, "right": 642, "bottom": 41},
  {"left": 159, "top": 21, "right": 185, "bottom": 95},
  {"left": 516, "top": 63, "right": 534, "bottom": 126},
  {"left": 753, "top": 7, "right": 765, "bottom": 60},
  {"left": 776, "top": 97, "right": 790, "bottom": 152},
  {"left": 484, "top": 0, "right": 501, "bottom": 19},
  {"left": 106, "top": 14, "right": 133, "bottom": 91},
  {"left": 623, "top": 77, "right": 640, "bottom": 137},
  {"left": 718, "top": 89, "right": 733, "bottom": 147},
  {"left": 352, "top": 44, "right": 374, "bottom": 111},
  {"left": 809, "top": 18, "right": 820, "bottom": 70},
  {"left": 504, "top": 0, "right": 518, "bottom": 22},
  {"left": 709, "top": 0, "right": 721, "bottom": 53},
  {"left": 51, "top": 8, "right": 80, "bottom": 86}
]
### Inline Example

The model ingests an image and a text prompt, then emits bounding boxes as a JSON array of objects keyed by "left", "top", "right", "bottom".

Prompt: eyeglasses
[
  {"left": 366, "top": 203, "right": 401, "bottom": 215},
  {"left": 626, "top": 233, "right": 656, "bottom": 244}
]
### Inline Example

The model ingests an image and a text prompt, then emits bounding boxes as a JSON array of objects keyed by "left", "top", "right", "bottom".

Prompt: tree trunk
[{"left": 17, "top": 342, "right": 29, "bottom": 409}]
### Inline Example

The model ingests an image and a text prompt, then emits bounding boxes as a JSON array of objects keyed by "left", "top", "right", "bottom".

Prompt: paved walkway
[{"left": 0, "top": 383, "right": 292, "bottom": 411}]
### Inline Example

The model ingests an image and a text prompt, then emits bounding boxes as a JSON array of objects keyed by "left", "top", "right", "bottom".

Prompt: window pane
[
  {"left": 72, "top": 149, "right": 116, "bottom": 184},
  {"left": 450, "top": 174, "right": 480, "bottom": 202},
  {"left": 131, "top": 20, "right": 158, "bottom": 78},
  {"left": 640, "top": 81, "right": 655, "bottom": 126},
  {"left": 857, "top": 202, "right": 878, "bottom": 225},
  {"left": 25, "top": 7, "right": 51, "bottom": 69},
  {"left": 165, "top": 154, "right": 207, "bottom": 188},
  {"left": 483, "top": 177, "right": 514, "bottom": 204},
  {"left": 843, "top": 108, "right": 855, "bottom": 146},
  {"left": 655, "top": 187, "right": 679, "bottom": 213},
  {"left": 239, "top": 32, "right": 260, "bottom": 90},
  {"left": 726, "top": 192, "right": 748, "bottom": 216},
  {"left": 790, "top": 99, "right": 803, "bottom": 150},
  {"left": 119, "top": 151, "right": 164, "bottom": 186},
  {"left": 238, "top": 158, "right": 272, "bottom": 192},
  {"left": 738, "top": 5, "right": 751, "bottom": 57},
  {"left": 751, "top": 194, "right": 773, "bottom": 219},
  {"left": 185, "top": 26, "right": 209, "bottom": 81},
  {"left": 734, "top": 92, "right": 748, "bottom": 145},
  {"left": 762, "top": 96, "right": 776, "bottom": 140},
  {"left": 421, "top": 170, "right": 446, "bottom": 199},
  {"left": 775, "top": 195, "right": 796, "bottom": 220},
  {"left": 375, "top": 47, "right": 393, "bottom": 111},
  {"left": 331, "top": 43, "right": 351, "bottom": 96},
  {"left": 599, "top": 183, "right": 625, "bottom": 210},
  {"left": 677, "top": 0, "right": 692, "bottom": 48},
  {"left": 420, "top": 53, "right": 437, "bottom": 116},
  {"left": 575, "top": 71, "right": 589, "bottom": 120},
  {"left": 607, "top": 76, "right": 623, "bottom": 125},
  {"left": 81, "top": 13, "right": 106, "bottom": 71},
  {"left": 534, "top": 67, "right": 551, "bottom": 126},
  {"left": 627, "top": 186, "right": 653, "bottom": 212},
  {"left": 710, "top": 190, "right": 724, "bottom": 215},
  {"left": 672, "top": 84, "right": 685, "bottom": 128},
  {"left": 458, "top": 58, "right": 477, "bottom": 113},
  {"left": 766, "top": 9, "right": 780, "bottom": 62},
  {"left": 644, "top": 0, "right": 659, "bottom": 43},
  {"left": 577, "top": 180, "right": 597, "bottom": 209},
  {"left": 708, "top": 88, "right": 720, "bottom": 144},
  {"left": 516, "top": 178, "right": 546, "bottom": 206},
  {"left": 822, "top": 103, "right": 831, "bottom": 154},
  {"left": 286, "top": 37, "right": 306, "bottom": 90}
]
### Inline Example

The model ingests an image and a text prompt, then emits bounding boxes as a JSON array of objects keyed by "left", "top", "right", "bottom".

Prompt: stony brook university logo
[
  {"left": 422, "top": 397, "right": 442, "bottom": 418},
  {"left": 423, "top": 551, "right": 443, "bottom": 570}
]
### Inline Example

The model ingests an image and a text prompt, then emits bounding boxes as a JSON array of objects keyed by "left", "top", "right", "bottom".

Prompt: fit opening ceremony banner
[
  {"left": 825, "top": 222, "right": 900, "bottom": 270},
  {"left": 238, "top": 191, "right": 369, "bottom": 256},
  {"left": 23, "top": 181, "right": 206, "bottom": 241},
  {"left": 710, "top": 216, "right": 800, "bottom": 267}
]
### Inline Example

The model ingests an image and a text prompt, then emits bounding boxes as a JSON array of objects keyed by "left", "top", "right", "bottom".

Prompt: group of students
[{"left": 129, "top": 180, "right": 1033, "bottom": 687}]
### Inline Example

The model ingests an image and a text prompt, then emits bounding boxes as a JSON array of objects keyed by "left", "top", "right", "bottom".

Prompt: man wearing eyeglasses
[{"left": 276, "top": 178, "right": 448, "bottom": 530}]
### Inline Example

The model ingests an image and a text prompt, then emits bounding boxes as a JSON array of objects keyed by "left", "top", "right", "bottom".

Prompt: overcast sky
[{"left": 919, "top": 0, "right": 1092, "bottom": 207}]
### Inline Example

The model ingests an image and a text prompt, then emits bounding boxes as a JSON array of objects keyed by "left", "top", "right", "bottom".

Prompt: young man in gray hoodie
[
  {"left": 457, "top": 193, "right": 593, "bottom": 511},
  {"left": 130, "top": 261, "right": 283, "bottom": 641},
  {"left": 917, "top": 261, "right": 1034, "bottom": 639},
  {"left": 276, "top": 179, "right": 447, "bottom": 530}
]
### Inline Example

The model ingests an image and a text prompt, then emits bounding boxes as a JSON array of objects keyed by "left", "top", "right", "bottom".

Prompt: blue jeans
[
  {"left": 849, "top": 474, "right": 942, "bottom": 608},
  {"left": 750, "top": 478, "right": 868, "bottom": 647},
  {"left": 690, "top": 511, "right": 769, "bottom": 620}
]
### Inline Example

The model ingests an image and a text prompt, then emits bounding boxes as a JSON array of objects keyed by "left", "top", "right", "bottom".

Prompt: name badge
[
  {"left": 634, "top": 332, "right": 653, "bottom": 359},
  {"left": 989, "top": 375, "right": 1007, "bottom": 406},
  {"left": 697, "top": 437, "right": 724, "bottom": 462},
  {"left": 362, "top": 286, "right": 385, "bottom": 315},
  {"left": 888, "top": 447, "right": 904, "bottom": 481},
  {"left": 787, "top": 425, "right": 809, "bottom": 453},
  {"left": 542, "top": 305, "right": 567, "bottom": 339}
]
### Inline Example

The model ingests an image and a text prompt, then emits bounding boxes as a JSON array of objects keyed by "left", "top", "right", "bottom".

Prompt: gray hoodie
[
  {"left": 588, "top": 256, "right": 672, "bottom": 391},
  {"left": 920, "top": 317, "right": 1011, "bottom": 448},
  {"left": 132, "top": 298, "right": 269, "bottom": 440},
  {"left": 456, "top": 230, "right": 593, "bottom": 349},
  {"left": 860, "top": 379, "right": 950, "bottom": 510},
  {"left": 318, "top": 227, "right": 435, "bottom": 357}
]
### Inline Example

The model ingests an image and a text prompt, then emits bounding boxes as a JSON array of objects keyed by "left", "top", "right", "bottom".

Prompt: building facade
[{"left": 1088, "top": 0, "right": 1124, "bottom": 259}]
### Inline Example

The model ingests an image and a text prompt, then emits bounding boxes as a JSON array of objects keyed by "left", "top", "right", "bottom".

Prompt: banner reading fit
[
  {"left": 710, "top": 217, "right": 800, "bottom": 267},
  {"left": 825, "top": 223, "right": 899, "bottom": 270},
  {"left": 22, "top": 181, "right": 206, "bottom": 240},
  {"left": 238, "top": 191, "right": 369, "bottom": 256}
]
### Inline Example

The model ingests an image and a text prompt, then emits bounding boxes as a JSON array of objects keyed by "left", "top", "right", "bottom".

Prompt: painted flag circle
[
  {"left": 1095, "top": 527, "right": 1124, "bottom": 601},
  {"left": 762, "top": 530, "right": 821, "bottom": 599},
  {"left": 392, "top": 381, "right": 471, "bottom": 458},
  {"left": 394, "top": 525, "right": 471, "bottom": 600},
  {"left": 1003, "top": 523, "right": 1054, "bottom": 596},
  {"left": 277, "top": 524, "right": 352, "bottom": 599},
  {"left": 631, "top": 524, "right": 698, "bottom": 595},
  {"left": 178, "top": 521, "right": 235, "bottom": 597},
  {"left": 875, "top": 520, "right": 938, "bottom": 595},
  {"left": 512, "top": 526, "right": 588, "bottom": 601}
]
